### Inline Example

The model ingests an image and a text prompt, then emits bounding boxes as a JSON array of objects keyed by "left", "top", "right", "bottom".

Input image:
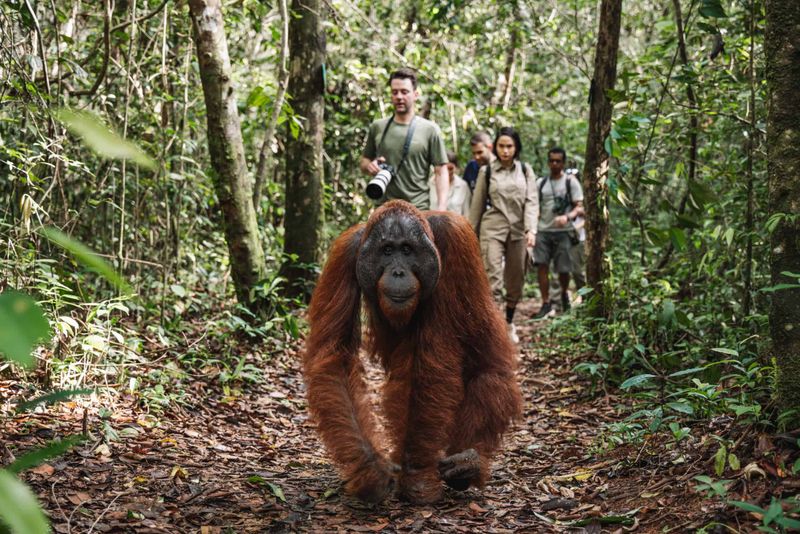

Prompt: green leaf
[
  {"left": 715, "top": 444, "right": 727, "bottom": 476},
  {"left": 246, "top": 85, "right": 270, "bottom": 108},
  {"left": 659, "top": 299, "right": 676, "bottom": 326},
  {"left": 620, "top": 374, "right": 657, "bottom": 390},
  {"left": 7, "top": 435, "right": 85, "bottom": 474},
  {"left": 760, "top": 283, "right": 800, "bottom": 293},
  {"left": 0, "top": 292, "right": 51, "bottom": 368},
  {"left": 285, "top": 315, "right": 300, "bottom": 339},
  {"left": 16, "top": 389, "right": 93, "bottom": 413},
  {"left": 668, "top": 367, "right": 705, "bottom": 378},
  {"left": 723, "top": 228, "right": 735, "bottom": 247},
  {"left": 777, "top": 516, "right": 800, "bottom": 529},
  {"left": 56, "top": 109, "right": 155, "bottom": 170},
  {"left": 170, "top": 285, "right": 187, "bottom": 298},
  {"left": 266, "top": 482, "right": 286, "bottom": 502},
  {"left": 728, "top": 453, "right": 740, "bottom": 471},
  {"left": 0, "top": 470, "right": 50, "bottom": 534},
  {"left": 699, "top": 0, "right": 727, "bottom": 18},
  {"left": 763, "top": 499, "right": 782, "bottom": 525},
  {"left": 793, "top": 457, "right": 800, "bottom": 475},
  {"left": 729, "top": 500, "right": 765, "bottom": 515},
  {"left": 711, "top": 347, "right": 739, "bottom": 357},
  {"left": 668, "top": 227, "right": 687, "bottom": 251},
  {"left": 40, "top": 227, "right": 131, "bottom": 293},
  {"left": 666, "top": 402, "right": 694, "bottom": 415}
]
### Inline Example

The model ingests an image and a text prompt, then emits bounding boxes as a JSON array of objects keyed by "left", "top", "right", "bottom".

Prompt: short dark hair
[
  {"left": 389, "top": 68, "right": 418, "bottom": 89},
  {"left": 493, "top": 127, "right": 522, "bottom": 159},
  {"left": 446, "top": 150, "right": 458, "bottom": 166},
  {"left": 470, "top": 131, "right": 492, "bottom": 146},
  {"left": 548, "top": 147, "right": 567, "bottom": 162}
]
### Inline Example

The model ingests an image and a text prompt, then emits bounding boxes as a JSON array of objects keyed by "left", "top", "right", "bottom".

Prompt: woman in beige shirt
[{"left": 468, "top": 127, "right": 539, "bottom": 343}]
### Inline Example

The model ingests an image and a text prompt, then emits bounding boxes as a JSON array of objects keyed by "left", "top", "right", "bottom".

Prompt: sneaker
[
  {"left": 507, "top": 322, "right": 519, "bottom": 344},
  {"left": 561, "top": 292, "right": 571, "bottom": 312},
  {"left": 533, "top": 301, "right": 555, "bottom": 320}
]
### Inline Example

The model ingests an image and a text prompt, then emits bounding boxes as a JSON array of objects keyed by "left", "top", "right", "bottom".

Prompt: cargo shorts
[{"left": 532, "top": 231, "right": 574, "bottom": 273}]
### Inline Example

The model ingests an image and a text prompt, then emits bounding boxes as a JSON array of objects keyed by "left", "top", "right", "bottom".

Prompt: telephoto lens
[{"left": 366, "top": 163, "right": 394, "bottom": 200}]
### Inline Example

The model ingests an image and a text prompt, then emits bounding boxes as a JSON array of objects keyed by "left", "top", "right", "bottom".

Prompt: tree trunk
[
  {"left": 582, "top": 0, "right": 623, "bottom": 317},
  {"left": 253, "top": 0, "right": 290, "bottom": 213},
  {"left": 188, "top": 0, "right": 266, "bottom": 309},
  {"left": 765, "top": 0, "right": 800, "bottom": 411},
  {"left": 281, "top": 0, "right": 325, "bottom": 299},
  {"left": 743, "top": 0, "right": 757, "bottom": 317},
  {"left": 493, "top": 26, "right": 519, "bottom": 110}
]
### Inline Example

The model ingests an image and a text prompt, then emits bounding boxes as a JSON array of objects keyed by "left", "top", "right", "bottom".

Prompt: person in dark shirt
[{"left": 462, "top": 131, "right": 494, "bottom": 191}]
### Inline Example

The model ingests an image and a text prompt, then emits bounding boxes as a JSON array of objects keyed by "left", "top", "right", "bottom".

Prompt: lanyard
[{"left": 377, "top": 116, "right": 418, "bottom": 175}]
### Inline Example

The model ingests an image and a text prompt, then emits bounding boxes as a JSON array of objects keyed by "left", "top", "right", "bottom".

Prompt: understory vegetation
[{"left": 2, "top": 0, "right": 799, "bottom": 532}]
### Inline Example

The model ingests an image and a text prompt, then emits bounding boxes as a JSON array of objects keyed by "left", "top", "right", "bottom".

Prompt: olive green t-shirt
[{"left": 362, "top": 116, "right": 448, "bottom": 210}]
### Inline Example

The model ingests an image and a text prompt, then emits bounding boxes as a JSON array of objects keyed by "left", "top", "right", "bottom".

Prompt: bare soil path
[{"left": 2, "top": 301, "right": 774, "bottom": 533}]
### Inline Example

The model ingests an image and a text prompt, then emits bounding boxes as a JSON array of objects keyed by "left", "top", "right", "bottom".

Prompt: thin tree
[
  {"left": 281, "top": 0, "right": 325, "bottom": 299},
  {"left": 765, "top": 0, "right": 800, "bottom": 411},
  {"left": 253, "top": 0, "right": 290, "bottom": 213},
  {"left": 582, "top": 0, "right": 623, "bottom": 317},
  {"left": 188, "top": 0, "right": 266, "bottom": 310}
]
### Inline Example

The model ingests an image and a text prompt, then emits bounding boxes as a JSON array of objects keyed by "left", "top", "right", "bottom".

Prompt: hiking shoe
[
  {"left": 533, "top": 302, "right": 555, "bottom": 320},
  {"left": 507, "top": 322, "right": 519, "bottom": 344},
  {"left": 561, "top": 292, "right": 571, "bottom": 312}
]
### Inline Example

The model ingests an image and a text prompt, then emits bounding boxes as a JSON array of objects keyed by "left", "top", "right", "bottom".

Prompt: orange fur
[{"left": 303, "top": 202, "right": 522, "bottom": 503}]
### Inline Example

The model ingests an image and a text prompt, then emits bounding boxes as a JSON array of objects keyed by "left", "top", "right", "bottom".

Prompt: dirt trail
[{"left": 3, "top": 303, "right": 720, "bottom": 533}]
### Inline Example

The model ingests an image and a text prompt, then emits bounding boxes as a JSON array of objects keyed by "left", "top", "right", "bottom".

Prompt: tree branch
[{"left": 71, "top": 0, "right": 111, "bottom": 97}]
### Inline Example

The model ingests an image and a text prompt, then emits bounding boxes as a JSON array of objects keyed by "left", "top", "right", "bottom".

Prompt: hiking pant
[{"left": 481, "top": 234, "right": 527, "bottom": 308}]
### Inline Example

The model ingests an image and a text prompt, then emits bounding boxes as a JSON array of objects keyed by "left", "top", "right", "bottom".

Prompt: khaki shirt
[
  {"left": 429, "top": 175, "right": 472, "bottom": 216},
  {"left": 468, "top": 159, "right": 539, "bottom": 241}
]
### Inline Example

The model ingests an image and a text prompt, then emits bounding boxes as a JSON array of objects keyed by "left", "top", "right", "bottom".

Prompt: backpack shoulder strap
[
  {"left": 538, "top": 175, "right": 548, "bottom": 201},
  {"left": 565, "top": 175, "right": 573, "bottom": 206},
  {"left": 483, "top": 164, "right": 492, "bottom": 208}
]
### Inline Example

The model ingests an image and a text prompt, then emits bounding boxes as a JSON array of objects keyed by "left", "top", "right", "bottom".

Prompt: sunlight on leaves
[
  {"left": 620, "top": 374, "right": 656, "bottom": 390},
  {"left": 56, "top": 108, "right": 156, "bottom": 170},
  {"left": 40, "top": 227, "right": 131, "bottom": 293}
]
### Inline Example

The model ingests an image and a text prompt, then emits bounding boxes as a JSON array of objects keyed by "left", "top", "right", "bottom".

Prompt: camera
[
  {"left": 366, "top": 162, "right": 395, "bottom": 200},
  {"left": 552, "top": 195, "right": 570, "bottom": 215}
]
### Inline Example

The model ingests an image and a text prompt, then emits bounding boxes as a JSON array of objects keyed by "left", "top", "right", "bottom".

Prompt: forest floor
[{"left": 1, "top": 300, "right": 785, "bottom": 533}]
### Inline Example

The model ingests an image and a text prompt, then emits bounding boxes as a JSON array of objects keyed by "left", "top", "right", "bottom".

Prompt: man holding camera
[
  {"left": 531, "top": 147, "right": 584, "bottom": 319},
  {"left": 360, "top": 68, "right": 450, "bottom": 211}
]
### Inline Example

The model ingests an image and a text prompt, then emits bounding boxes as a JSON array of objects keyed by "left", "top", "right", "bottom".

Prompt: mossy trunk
[
  {"left": 582, "top": 0, "right": 622, "bottom": 318},
  {"left": 281, "top": 0, "right": 325, "bottom": 299},
  {"left": 765, "top": 0, "right": 800, "bottom": 412},
  {"left": 188, "top": 0, "right": 266, "bottom": 310}
]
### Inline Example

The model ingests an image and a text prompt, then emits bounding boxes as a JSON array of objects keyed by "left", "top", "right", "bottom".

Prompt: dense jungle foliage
[{"left": 1, "top": 0, "right": 799, "bottom": 532}]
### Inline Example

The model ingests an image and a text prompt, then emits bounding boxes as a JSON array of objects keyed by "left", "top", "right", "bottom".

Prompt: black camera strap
[
  {"left": 541, "top": 174, "right": 574, "bottom": 207},
  {"left": 377, "top": 115, "right": 418, "bottom": 175}
]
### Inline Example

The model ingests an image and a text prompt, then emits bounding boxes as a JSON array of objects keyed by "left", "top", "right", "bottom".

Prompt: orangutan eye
[
  {"left": 401, "top": 245, "right": 412, "bottom": 255},
  {"left": 383, "top": 245, "right": 393, "bottom": 256}
]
